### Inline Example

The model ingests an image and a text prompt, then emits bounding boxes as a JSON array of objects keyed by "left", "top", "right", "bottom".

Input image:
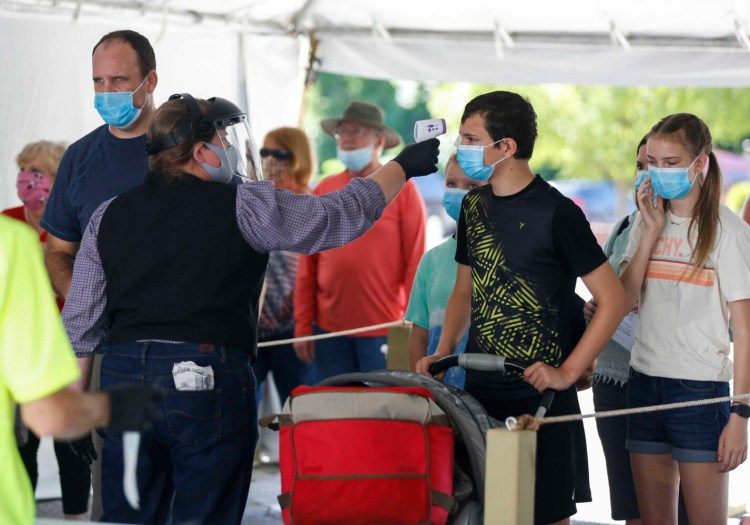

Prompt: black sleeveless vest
[{"left": 97, "top": 171, "right": 268, "bottom": 355}]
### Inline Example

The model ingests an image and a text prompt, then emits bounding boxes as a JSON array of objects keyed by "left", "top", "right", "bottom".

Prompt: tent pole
[{"left": 298, "top": 31, "right": 320, "bottom": 128}]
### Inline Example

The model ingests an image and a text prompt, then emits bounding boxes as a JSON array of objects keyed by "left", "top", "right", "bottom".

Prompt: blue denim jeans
[
  {"left": 254, "top": 330, "right": 313, "bottom": 405},
  {"left": 626, "top": 368, "right": 729, "bottom": 462},
  {"left": 98, "top": 342, "right": 258, "bottom": 525},
  {"left": 313, "top": 327, "right": 387, "bottom": 382}
]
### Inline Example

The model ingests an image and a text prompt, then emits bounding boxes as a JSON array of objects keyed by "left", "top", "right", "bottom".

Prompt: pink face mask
[{"left": 16, "top": 171, "right": 52, "bottom": 211}]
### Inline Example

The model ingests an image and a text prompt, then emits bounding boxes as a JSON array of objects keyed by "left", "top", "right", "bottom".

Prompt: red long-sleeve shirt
[{"left": 294, "top": 171, "right": 426, "bottom": 337}]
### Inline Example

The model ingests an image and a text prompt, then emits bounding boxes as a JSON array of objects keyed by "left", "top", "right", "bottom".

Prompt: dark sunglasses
[{"left": 259, "top": 147, "right": 293, "bottom": 160}]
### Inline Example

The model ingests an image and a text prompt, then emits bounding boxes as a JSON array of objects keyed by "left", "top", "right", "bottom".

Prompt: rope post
[
  {"left": 485, "top": 428, "right": 536, "bottom": 525},
  {"left": 385, "top": 323, "right": 411, "bottom": 371}
]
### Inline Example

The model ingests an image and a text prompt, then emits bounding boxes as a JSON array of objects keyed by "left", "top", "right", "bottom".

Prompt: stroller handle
[
  {"left": 428, "top": 354, "right": 556, "bottom": 419},
  {"left": 535, "top": 390, "right": 555, "bottom": 419},
  {"left": 428, "top": 354, "right": 526, "bottom": 375}
]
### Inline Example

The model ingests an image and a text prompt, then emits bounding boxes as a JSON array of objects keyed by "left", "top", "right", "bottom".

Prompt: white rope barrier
[
  {"left": 256, "top": 320, "right": 409, "bottom": 348},
  {"left": 254, "top": 322, "right": 750, "bottom": 434},
  {"left": 508, "top": 392, "right": 750, "bottom": 430}
]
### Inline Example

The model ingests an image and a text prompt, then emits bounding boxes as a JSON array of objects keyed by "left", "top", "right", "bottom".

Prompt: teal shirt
[{"left": 405, "top": 237, "right": 468, "bottom": 387}]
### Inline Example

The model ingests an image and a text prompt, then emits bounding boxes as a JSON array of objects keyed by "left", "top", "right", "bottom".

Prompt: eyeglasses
[
  {"left": 259, "top": 148, "right": 293, "bottom": 160},
  {"left": 334, "top": 126, "right": 377, "bottom": 140}
]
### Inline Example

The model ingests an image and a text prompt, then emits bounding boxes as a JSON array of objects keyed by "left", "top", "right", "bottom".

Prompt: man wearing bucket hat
[{"left": 294, "top": 101, "right": 427, "bottom": 380}]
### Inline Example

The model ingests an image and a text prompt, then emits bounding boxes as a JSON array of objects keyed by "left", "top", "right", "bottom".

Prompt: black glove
[
  {"left": 392, "top": 138, "right": 440, "bottom": 179},
  {"left": 68, "top": 434, "right": 97, "bottom": 465},
  {"left": 105, "top": 384, "right": 162, "bottom": 433}
]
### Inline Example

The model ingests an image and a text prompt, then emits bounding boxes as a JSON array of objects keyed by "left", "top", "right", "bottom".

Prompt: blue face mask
[
  {"left": 456, "top": 139, "right": 506, "bottom": 181},
  {"left": 337, "top": 144, "right": 374, "bottom": 172},
  {"left": 199, "top": 142, "right": 240, "bottom": 184},
  {"left": 94, "top": 77, "right": 149, "bottom": 129},
  {"left": 442, "top": 187, "right": 469, "bottom": 222},
  {"left": 634, "top": 170, "right": 649, "bottom": 191},
  {"left": 648, "top": 157, "right": 700, "bottom": 200}
]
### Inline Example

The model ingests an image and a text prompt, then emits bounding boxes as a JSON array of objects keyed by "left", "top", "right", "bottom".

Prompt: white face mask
[{"left": 337, "top": 144, "right": 374, "bottom": 172}]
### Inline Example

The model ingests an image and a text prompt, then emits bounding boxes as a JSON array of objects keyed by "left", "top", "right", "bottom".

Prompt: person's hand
[
  {"left": 583, "top": 299, "right": 597, "bottom": 322},
  {"left": 415, "top": 354, "right": 445, "bottom": 380},
  {"left": 392, "top": 138, "right": 440, "bottom": 179},
  {"left": 718, "top": 413, "right": 748, "bottom": 472},
  {"left": 294, "top": 340, "right": 315, "bottom": 365},
  {"left": 636, "top": 177, "right": 666, "bottom": 235},
  {"left": 105, "top": 385, "right": 161, "bottom": 433},
  {"left": 68, "top": 434, "right": 97, "bottom": 465},
  {"left": 575, "top": 360, "right": 596, "bottom": 391},
  {"left": 523, "top": 362, "right": 577, "bottom": 392}
]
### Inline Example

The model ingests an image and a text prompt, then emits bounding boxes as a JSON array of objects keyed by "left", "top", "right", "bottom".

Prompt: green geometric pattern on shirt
[{"left": 464, "top": 191, "right": 561, "bottom": 365}]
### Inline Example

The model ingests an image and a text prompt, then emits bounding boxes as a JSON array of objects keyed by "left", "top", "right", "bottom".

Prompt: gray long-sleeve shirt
[{"left": 63, "top": 177, "right": 386, "bottom": 357}]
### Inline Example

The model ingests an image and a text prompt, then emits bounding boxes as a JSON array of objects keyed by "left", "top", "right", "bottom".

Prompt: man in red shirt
[{"left": 294, "top": 101, "right": 427, "bottom": 381}]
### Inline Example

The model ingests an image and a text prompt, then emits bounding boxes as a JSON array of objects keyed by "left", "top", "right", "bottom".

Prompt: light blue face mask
[
  {"left": 456, "top": 139, "right": 506, "bottom": 181},
  {"left": 648, "top": 157, "right": 700, "bottom": 200},
  {"left": 94, "top": 77, "right": 149, "bottom": 129},
  {"left": 442, "top": 187, "right": 469, "bottom": 222},
  {"left": 337, "top": 144, "right": 374, "bottom": 172},
  {"left": 634, "top": 170, "right": 649, "bottom": 191},
  {"left": 199, "top": 142, "right": 240, "bottom": 184}
]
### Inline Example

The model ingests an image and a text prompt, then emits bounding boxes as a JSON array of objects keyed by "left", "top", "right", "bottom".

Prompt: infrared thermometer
[{"left": 414, "top": 118, "right": 446, "bottom": 142}]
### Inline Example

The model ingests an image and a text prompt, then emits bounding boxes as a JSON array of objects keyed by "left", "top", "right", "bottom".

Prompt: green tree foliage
[
  {"left": 305, "top": 75, "right": 750, "bottom": 188},
  {"left": 429, "top": 83, "right": 750, "bottom": 184},
  {"left": 303, "top": 72, "right": 432, "bottom": 180},
  {"left": 726, "top": 181, "right": 750, "bottom": 212}
]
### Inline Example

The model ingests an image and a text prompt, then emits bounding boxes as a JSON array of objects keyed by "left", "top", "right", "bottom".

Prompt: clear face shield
[{"left": 214, "top": 116, "right": 264, "bottom": 183}]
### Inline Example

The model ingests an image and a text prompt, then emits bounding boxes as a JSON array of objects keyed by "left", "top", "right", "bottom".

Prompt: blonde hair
[
  {"left": 264, "top": 127, "right": 315, "bottom": 188},
  {"left": 649, "top": 113, "right": 721, "bottom": 275},
  {"left": 16, "top": 140, "right": 67, "bottom": 181},
  {"left": 445, "top": 153, "right": 458, "bottom": 173},
  {"left": 147, "top": 98, "right": 213, "bottom": 178}
]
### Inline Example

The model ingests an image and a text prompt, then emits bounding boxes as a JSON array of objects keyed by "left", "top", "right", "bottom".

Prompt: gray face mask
[{"left": 199, "top": 142, "right": 239, "bottom": 183}]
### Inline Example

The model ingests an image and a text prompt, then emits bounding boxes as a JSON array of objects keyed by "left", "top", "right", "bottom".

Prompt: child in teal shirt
[{"left": 405, "top": 155, "right": 488, "bottom": 387}]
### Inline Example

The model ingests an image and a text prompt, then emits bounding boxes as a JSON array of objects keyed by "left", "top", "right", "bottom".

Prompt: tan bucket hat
[{"left": 321, "top": 101, "right": 402, "bottom": 149}]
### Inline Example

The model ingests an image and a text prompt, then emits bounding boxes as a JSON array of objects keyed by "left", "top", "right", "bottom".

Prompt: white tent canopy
[{"left": 4, "top": 0, "right": 750, "bottom": 207}]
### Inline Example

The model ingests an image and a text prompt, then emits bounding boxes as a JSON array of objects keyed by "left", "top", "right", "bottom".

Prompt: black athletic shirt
[{"left": 455, "top": 175, "right": 606, "bottom": 397}]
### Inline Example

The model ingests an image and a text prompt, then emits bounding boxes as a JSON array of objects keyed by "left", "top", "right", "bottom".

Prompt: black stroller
[{"left": 311, "top": 354, "right": 555, "bottom": 525}]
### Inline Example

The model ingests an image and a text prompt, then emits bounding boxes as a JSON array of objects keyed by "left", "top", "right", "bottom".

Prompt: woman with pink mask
[
  {"left": 3, "top": 140, "right": 93, "bottom": 521},
  {"left": 254, "top": 127, "right": 315, "bottom": 407},
  {"left": 4, "top": 142, "right": 64, "bottom": 241}
]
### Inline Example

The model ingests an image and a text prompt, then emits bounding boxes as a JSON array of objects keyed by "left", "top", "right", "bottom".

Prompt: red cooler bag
[{"left": 277, "top": 385, "right": 455, "bottom": 525}]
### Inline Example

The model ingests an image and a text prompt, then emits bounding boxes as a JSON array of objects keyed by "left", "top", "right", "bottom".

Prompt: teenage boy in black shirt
[{"left": 417, "top": 91, "right": 627, "bottom": 525}]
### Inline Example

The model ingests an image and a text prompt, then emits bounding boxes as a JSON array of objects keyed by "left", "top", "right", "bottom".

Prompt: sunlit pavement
[{"left": 36, "top": 463, "right": 282, "bottom": 525}]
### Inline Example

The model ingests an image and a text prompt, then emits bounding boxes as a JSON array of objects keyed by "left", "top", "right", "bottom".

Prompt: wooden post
[
  {"left": 484, "top": 428, "right": 537, "bottom": 525},
  {"left": 385, "top": 324, "right": 411, "bottom": 370}
]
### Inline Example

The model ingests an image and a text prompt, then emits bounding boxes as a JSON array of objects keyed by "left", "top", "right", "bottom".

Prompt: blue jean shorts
[{"left": 626, "top": 368, "right": 729, "bottom": 462}]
